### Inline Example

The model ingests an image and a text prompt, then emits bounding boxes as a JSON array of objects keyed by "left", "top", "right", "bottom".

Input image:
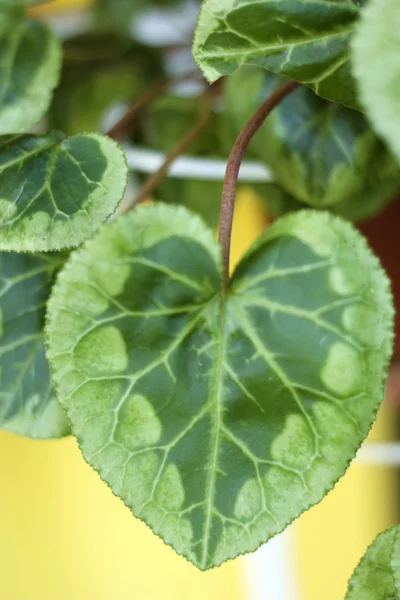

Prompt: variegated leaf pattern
[
  {"left": 0, "top": 5, "right": 61, "bottom": 133},
  {"left": 0, "top": 132, "right": 128, "bottom": 252},
  {"left": 46, "top": 205, "right": 393, "bottom": 569},
  {"left": 194, "top": 0, "right": 361, "bottom": 108},
  {"left": 0, "top": 251, "right": 69, "bottom": 438},
  {"left": 346, "top": 525, "right": 400, "bottom": 599},
  {"left": 223, "top": 67, "right": 400, "bottom": 212}
]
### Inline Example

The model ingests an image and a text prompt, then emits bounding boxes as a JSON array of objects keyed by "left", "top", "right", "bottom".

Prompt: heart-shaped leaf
[
  {"left": 224, "top": 67, "right": 400, "bottom": 210},
  {"left": 0, "top": 251, "right": 69, "bottom": 438},
  {"left": 352, "top": 0, "right": 400, "bottom": 164},
  {"left": 0, "top": 132, "right": 128, "bottom": 252},
  {"left": 346, "top": 525, "right": 400, "bottom": 599},
  {"left": 46, "top": 204, "right": 393, "bottom": 569},
  {"left": 0, "top": 6, "right": 61, "bottom": 133},
  {"left": 193, "top": 0, "right": 361, "bottom": 108}
]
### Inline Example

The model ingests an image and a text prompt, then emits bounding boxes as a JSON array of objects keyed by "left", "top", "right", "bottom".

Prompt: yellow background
[{"left": 2, "top": 2, "right": 398, "bottom": 598}]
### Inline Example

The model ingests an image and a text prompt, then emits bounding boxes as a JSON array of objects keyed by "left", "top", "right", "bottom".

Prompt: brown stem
[
  {"left": 218, "top": 79, "right": 300, "bottom": 291},
  {"left": 122, "top": 99, "right": 212, "bottom": 211},
  {"left": 106, "top": 69, "right": 202, "bottom": 140}
]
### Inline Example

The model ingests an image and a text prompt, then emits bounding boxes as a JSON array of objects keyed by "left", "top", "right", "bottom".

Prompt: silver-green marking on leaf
[
  {"left": 0, "top": 251, "right": 69, "bottom": 438},
  {"left": 193, "top": 0, "right": 361, "bottom": 108},
  {"left": 0, "top": 8, "right": 61, "bottom": 133},
  {"left": 352, "top": 0, "right": 400, "bottom": 164},
  {"left": 46, "top": 204, "right": 393, "bottom": 569},
  {"left": 346, "top": 525, "right": 400, "bottom": 599},
  {"left": 224, "top": 67, "right": 400, "bottom": 211},
  {"left": 0, "top": 132, "right": 128, "bottom": 252}
]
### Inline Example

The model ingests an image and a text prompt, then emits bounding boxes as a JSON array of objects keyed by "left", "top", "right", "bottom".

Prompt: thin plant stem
[
  {"left": 121, "top": 96, "right": 213, "bottom": 211},
  {"left": 218, "top": 79, "right": 300, "bottom": 291},
  {"left": 106, "top": 69, "right": 202, "bottom": 140}
]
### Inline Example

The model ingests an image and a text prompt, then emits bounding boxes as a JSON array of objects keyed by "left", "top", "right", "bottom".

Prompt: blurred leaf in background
[{"left": 50, "top": 33, "right": 163, "bottom": 135}]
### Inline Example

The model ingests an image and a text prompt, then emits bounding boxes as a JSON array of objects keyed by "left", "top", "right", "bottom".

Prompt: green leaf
[
  {"left": 224, "top": 67, "right": 399, "bottom": 211},
  {"left": 345, "top": 525, "right": 400, "bottom": 599},
  {"left": 193, "top": 0, "right": 361, "bottom": 108},
  {"left": 46, "top": 204, "right": 393, "bottom": 569},
  {"left": 50, "top": 34, "right": 163, "bottom": 136},
  {"left": 0, "top": 8, "right": 61, "bottom": 133},
  {"left": 0, "top": 251, "right": 69, "bottom": 438},
  {"left": 352, "top": 0, "right": 400, "bottom": 164},
  {"left": 0, "top": 132, "right": 128, "bottom": 252}
]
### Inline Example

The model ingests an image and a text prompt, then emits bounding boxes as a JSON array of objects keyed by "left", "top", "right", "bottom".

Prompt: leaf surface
[
  {"left": 346, "top": 525, "right": 400, "bottom": 599},
  {"left": 224, "top": 67, "right": 400, "bottom": 210},
  {"left": 0, "top": 251, "right": 69, "bottom": 438},
  {"left": 46, "top": 204, "right": 393, "bottom": 569},
  {"left": 352, "top": 0, "right": 400, "bottom": 164},
  {"left": 0, "top": 7, "right": 61, "bottom": 133},
  {"left": 193, "top": 0, "right": 361, "bottom": 108},
  {"left": 0, "top": 132, "right": 128, "bottom": 252}
]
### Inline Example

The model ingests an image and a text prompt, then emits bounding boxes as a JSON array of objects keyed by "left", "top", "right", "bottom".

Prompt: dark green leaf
[
  {"left": 0, "top": 132, "right": 128, "bottom": 252},
  {"left": 46, "top": 204, "right": 393, "bottom": 569},
  {"left": 0, "top": 251, "right": 69, "bottom": 438},
  {"left": 352, "top": 0, "right": 400, "bottom": 164},
  {"left": 194, "top": 0, "right": 361, "bottom": 108},
  {"left": 224, "top": 67, "right": 399, "bottom": 212},
  {"left": 0, "top": 7, "right": 61, "bottom": 133},
  {"left": 346, "top": 525, "right": 400, "bottom": 599}
]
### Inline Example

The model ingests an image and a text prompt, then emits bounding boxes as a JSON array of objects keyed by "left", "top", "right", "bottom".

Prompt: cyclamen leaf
[
  {"left": 193, "top": 0, "right": 361, "bottom": 108},
  {"left": 46, "top": 205, "right": 393, "bottom": 569},
  {"left": 0, "top": 251, "right": 69, "bottom": 438},
  {"left": 0, "top": 8, "right": 61, "bottom": 133},
  {"left": 224, "top": 67, "right": 400, "bottom": 210},
  {"left": 345, "top": 525, "right": 400, "bottom": 599},
  {"left": 352, "top": 0, "right": 400, "bottom": 164},
  {"left": 0, "top": 132, "right": 128, "bottom": 252}
]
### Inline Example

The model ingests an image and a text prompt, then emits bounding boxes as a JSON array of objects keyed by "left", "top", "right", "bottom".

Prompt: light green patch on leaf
[
  {"left": 193, "top": 0, "right": 361, "bottom": 108},
  {"left": 352, "top": 0, "right": 400, "bottom": 164},
  {"left": 224, "top": 67, "right": 400, "bottom": 210},
  {"left": 46, "top": 204, "right": 393, "bottom": 569},
  {"left": 345, "top": 525, "right": 400, "bottom": 599},
  {"left": 0, "top": 7, "right": 61, "bottom": 133},
  {"left": 0, "top": 251, "right": 69, "bottom": 439},
  {"left": 0, "top": 132, "right": 128, "bottom": 252}
]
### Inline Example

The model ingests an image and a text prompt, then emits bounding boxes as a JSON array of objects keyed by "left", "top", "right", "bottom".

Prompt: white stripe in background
[
  {"left": 124, "top": 146, "right": 273, "bottom": 182},
  {"left": 243, "top": 529, "right": 300, "bottom": 600},
  {"left": 356, "top": 442, "right": 400, "bottom": 466}
]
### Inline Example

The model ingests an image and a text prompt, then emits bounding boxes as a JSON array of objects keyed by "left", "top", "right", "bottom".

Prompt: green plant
[{"left": 2, "top": 0, "right": 400, "bottom": 592}]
